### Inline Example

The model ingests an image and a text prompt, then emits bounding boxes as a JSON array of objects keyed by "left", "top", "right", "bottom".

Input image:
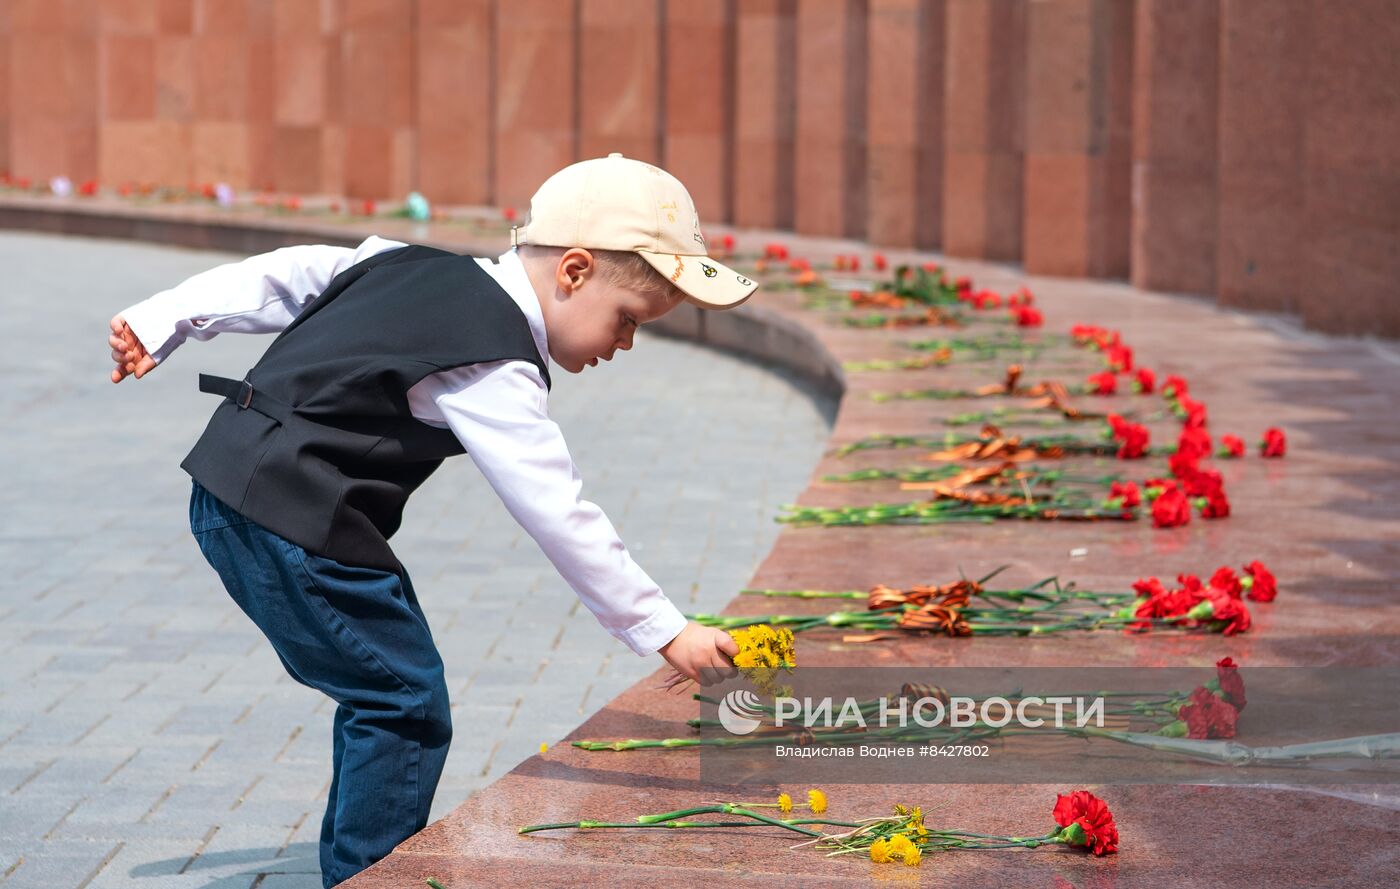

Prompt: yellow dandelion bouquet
[{"left": 727, "top": 623, "right": 797, "bottom": 697}]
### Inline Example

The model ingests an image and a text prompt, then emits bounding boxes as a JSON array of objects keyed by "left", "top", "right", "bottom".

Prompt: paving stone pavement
[{"left": 0, "top": 232, "right": 835, "bottom": 889}]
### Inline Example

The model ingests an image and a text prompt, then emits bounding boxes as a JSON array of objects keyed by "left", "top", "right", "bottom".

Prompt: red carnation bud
[
  {"left": 1219, "top": 434, "right": 1245, "bottom": 458},
  {"left": 1051, "top": 790, "right": 1119, "bottom": 856},
  {"left": 1088, "top": 371, "right": 1117, "bottom": 396},
  {"left": 1215, "top": 657, "right": 1247, "bottom": 711},
  {"left": 1013, "top": 305, "right": 1043, "bottom": 328},
  {"left": 1134, "top": 367, "right": 1155, "bottom": 394},
  {"left": 1180, "top": 685, "right": 1239, "bottom": 738},
  {"left": 1210, "top": 567, "right": 1242, "bottom": 598},
  {"left": 1260, "top": 427, "right": 1286, "bottom": 457},
  {"left": 1108, "top": 480, "right": 1141, "bottom": 508},
  {"left": 1241, "top": 560, "right": 1278, "bottom": 602},
  {"left": 1151, "top": 487, "right": 1191, "bottom": 527}
]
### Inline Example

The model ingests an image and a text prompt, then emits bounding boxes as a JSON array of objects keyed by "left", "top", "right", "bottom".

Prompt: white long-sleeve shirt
[{"left": 120, "top": 236, "right": 689, "bottom": 657}]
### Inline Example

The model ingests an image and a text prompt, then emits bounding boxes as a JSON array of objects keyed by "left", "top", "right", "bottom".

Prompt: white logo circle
[{"left": 718, "top": 689, "right": 766, "bottom": 735}]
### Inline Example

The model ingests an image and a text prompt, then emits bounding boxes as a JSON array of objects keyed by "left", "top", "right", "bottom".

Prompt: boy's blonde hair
[{"left": 518, "top": 244, "right": 686, "bottom": 306}]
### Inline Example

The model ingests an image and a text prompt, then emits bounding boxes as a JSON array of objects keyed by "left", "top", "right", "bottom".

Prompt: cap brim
[{"left": 637, "top": 251, "right": 759, "bottom": 310}]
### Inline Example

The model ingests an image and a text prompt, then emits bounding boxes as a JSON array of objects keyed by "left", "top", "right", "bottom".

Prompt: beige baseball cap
[{"left": 511, "top": 152, "right": 757, "bottom": 310}]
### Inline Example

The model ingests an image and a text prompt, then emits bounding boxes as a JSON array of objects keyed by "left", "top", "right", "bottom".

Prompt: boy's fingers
[{"left": 716, "top": 632, "right": 739, "bottom": 657}]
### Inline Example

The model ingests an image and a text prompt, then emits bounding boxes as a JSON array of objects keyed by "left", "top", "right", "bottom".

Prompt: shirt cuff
[
  {"left": 614, "top": 600, "right": 690, "bottom": 657},
  {"left": 119, "top": 296, "right": 184, "bottom": 365}
]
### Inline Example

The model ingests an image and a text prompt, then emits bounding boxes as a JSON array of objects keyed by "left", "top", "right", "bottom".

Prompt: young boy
[{"left": 107, "top": 153, "right": 755, "bottom": 887}]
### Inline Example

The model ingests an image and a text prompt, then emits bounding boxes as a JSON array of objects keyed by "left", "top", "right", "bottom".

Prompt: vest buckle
[{"left": 236, "top": 379, "right": 254, "bottom": 409}]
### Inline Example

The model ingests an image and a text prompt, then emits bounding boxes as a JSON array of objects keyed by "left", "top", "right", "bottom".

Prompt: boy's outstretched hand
[
  {"left": 109, "top": 313, "right": 156, "bottom": 383},
  {"left": 657, "top": 621, "right": 739, "bottom": 692}
]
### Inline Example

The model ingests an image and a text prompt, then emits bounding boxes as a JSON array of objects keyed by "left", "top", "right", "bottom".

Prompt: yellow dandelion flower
[
  {"left": 902, "top": 843, "right": 922, "bottom": 867},
  {"left": 869, "top": 837, "right": 893, "bottom": 864},
  {"left": 777, "top": 792, "right": 793, "bottom": 813},
  {"left": 888, "top": 833, "right": 913, "bottom": 856},
  {"left": 807, "top": 788, "right": 827, "bottom": 814},
  {"left": 893, "top": 803, "right": 909, "bottom": 816},
  {"left": 728, "top": 623, "right": 797, "bottom": 698}
]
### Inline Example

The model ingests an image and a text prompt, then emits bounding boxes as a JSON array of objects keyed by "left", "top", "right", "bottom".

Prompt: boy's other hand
[
  {"left": 657, "top": 621, "right": 739, "bottom": 691},
  {"left": 109, "top": 313, "right": 156, "bottom": 383}
]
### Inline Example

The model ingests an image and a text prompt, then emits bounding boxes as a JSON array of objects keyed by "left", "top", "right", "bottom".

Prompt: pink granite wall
[
  {"left": 1022, "top": 0, "right": 1132, "bottom": 278},
  {"left": 793, "top": 0, "right": 866, "bottom": 239},
  {"left": 1298, "top": 0, "right": 1400, "bottom": 337},
  {"left": 865, "top": 0, "right": 943, "bottom": 249},
  {"left": 1130, "top": 0, "right": 1219, "bottom": 295},
  {"left": 662, "top": 0, "right": 733, "bottom": 225},
  {"left": 1, "top": 0, "right": 1395, "bottom": 336},
  {"left": 941, "top": 0, "right": 1025, "bottom": 261}
]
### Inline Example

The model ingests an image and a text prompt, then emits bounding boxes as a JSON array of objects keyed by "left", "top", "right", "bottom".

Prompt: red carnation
[
  {"left": 873, "top": 253, "right": 888, "bottom": 271},
  {"left": 1107, "top": 413, "right": 1130, "bottom": 438},
  {"left": 1088, "top": 371, "right": 1117, "bottom": 396},
  {"left": 1162, "top": 375, "right": 1189, "bottom": 399},
  {"left": 1152, "top": 487, "right": 1191, "bottom": 527},
  {"left": 1187, "top": 587, "right": 1252, "bottom": 635},
  {"left": 1261, "top": 427, "right": 1286, "bottom": 457},
  {"left": 1134, "top": 367, "right": 1156, "bottom": 394},
  {"left": 1215, "top": 657, "right": 1247, "bottom": 711},
  {"left": 1180, "top": 467, "right": 1223, "bottom": 498},
  {"left": 1242, "top": 560, "right": 1277, "bottom": 602},
  {"left": 1106, "top": 345, "right": 1134, "bottom": 373},
  {"left": 1168, "top": 449, "right": 1200, "bottom": 480},
  {"left": 1178, "top": 396, "right": 1208, "bottom": 429},
  {"left": 1051, "top": 790, "right": 1119, "bottom": 856},
  {"left": 1210, "top": 567, "right": 1242, "bottom": 598},
  {"left": 1132, "top": 576, "right": 1167, "bottom": 600},
  {"left": 1178, "top": 573, "right": 1204, "bottom": 595},
  {"left": 1129, "top": 578, "right": 1178, "bottom": 629},
  {"left": 1198, "top": 488, "right": 1231, "bottom": 519},
  {"left": 1014, "top": 305, "right": 1043, "bottom": 327},
  {"left": 1109, "top": 480, "right": 1141, "bottom": 508},
  {"left": 1180, "top": 685, "right": 1239, "bottom": 738},
  {"left": 1177, "top": 427, "right": 1212, "bottom": 461},
  {"left": 1219, "top": 434, "right": 1245, "bottom": 458},
  {"left": 1116, "top": 424, "right": 1150, "bottom": 460}
]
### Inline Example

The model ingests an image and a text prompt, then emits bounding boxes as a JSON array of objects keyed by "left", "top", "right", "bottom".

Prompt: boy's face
[{"left": 531, "top": 249, "right": 681, "bottom": 374}]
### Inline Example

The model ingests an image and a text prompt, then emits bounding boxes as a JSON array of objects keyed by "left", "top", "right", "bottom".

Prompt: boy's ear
[{"left": 556, "top": 247, "right": 596, "bottom": 293}]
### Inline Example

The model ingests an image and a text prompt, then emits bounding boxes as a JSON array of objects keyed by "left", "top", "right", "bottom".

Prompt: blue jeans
[{"left": 188, "top": 480, "right": 452, "bottom": 888}]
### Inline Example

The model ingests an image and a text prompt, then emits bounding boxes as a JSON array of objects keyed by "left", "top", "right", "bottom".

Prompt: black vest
[{"left": 182, "top": 244, "right": 552, "bottom": 572}]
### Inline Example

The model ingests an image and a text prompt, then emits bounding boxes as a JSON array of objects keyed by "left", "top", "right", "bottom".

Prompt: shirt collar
[{"left": 475, "top": 249, "right": 550, "bottom": 371}]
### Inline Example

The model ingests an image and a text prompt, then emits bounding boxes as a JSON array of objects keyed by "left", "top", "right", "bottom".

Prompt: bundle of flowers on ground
[
  {"left": 692, "top": 562, "right": 1278, "bottom": 638},
  {"left": 519, "top": 789, "right": 1119, "bottom": 866},
  {"left": 660, "top": 622, "right": 797, "bottom": 696}
]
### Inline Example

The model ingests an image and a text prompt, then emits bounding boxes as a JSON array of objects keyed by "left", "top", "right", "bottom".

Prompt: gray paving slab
[{"left": 0, "top": 231, "right": 833, "bottom": 887}]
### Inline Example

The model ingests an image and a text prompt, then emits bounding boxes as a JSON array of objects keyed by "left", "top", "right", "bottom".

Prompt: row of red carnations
[{"left": 1120, "top": 561, "right": 1277, "bottom": 637}]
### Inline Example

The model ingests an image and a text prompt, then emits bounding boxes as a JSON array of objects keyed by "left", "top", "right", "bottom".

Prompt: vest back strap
[{"left": 198, "top": 373, "right": 294, "bottom": 424}]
